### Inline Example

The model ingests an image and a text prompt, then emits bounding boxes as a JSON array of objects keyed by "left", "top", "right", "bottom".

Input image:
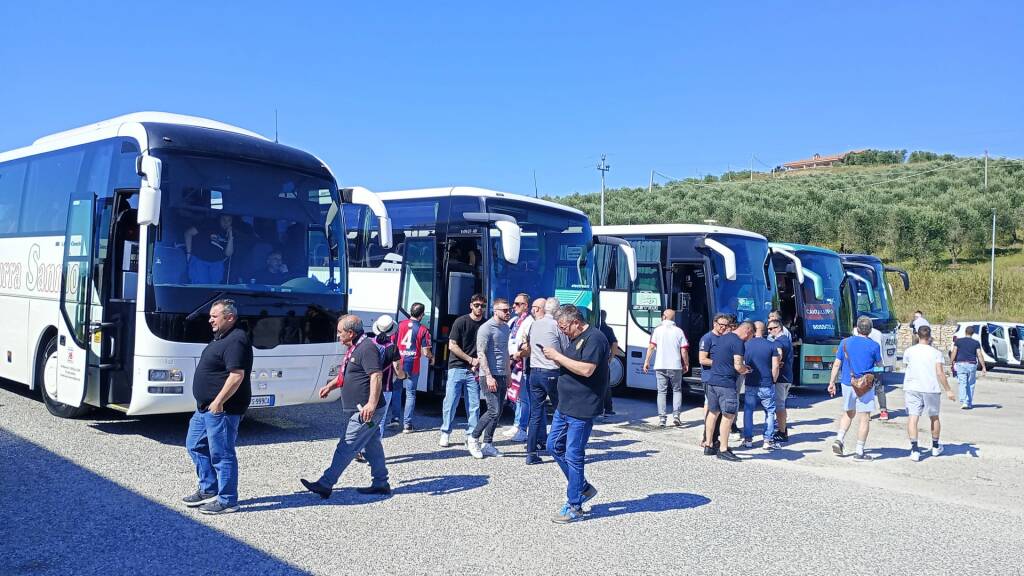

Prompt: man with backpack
[
  {"left": 827, "top": 316, "right": 882, "bottom": 461},
  {"left": 392, "top": 303, "right": 434, "bottom": 432}
]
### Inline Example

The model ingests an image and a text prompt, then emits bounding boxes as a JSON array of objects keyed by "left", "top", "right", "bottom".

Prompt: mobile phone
[{"left": 538, "top": 344, "right": 546, "bottom": 351}]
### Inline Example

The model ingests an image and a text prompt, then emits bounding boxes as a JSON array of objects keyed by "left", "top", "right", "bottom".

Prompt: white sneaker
[
  {"left": 468, "top": 437, "right": 484, "bottom": 459},
  {"left": 909, "top": 450, "right": 921, "bottom": 462},
  {"left": 511, "top": 429, "right": 528, "bottom": 443},
  {"left": 481, "top": 443, "right": 502, "bottom": 457},
  {"left": 741, "top": 440, "right": 754, "bottom": 449},
  {"left": 438, "top": 433, "right": 450, "bottom": 448},
  {"left": 501, "top": 426, "right": 518, "bottom": 438},
  {"left": 931, "top": 445, "right": 944, "bottom": 457}
]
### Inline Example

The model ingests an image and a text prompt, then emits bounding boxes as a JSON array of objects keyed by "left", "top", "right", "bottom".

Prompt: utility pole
[
  {"left": 988, "top": 149, "right": 995, "bottom": 311},
  {"left": 274, "top": 109, "right": 279, "bottom": 143},
  {"left": 648, "top": 169, "right": 655, "bottom": 195},
  {"left": 598, "top": 154, "right": 610, "bottom": 225},
  {"left": 533, "top": 170, "right": 539, "bottom": 198},
  {"left": 750, "top": 155, "right": 754, "bottom": 182}
]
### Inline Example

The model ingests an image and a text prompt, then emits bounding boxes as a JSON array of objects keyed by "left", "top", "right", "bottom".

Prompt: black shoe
[
  {"left": 605, "top": 410, "right": 616, "bottom": 416},
  {"left": 716, "top": 449, "right": 741, "bottom": 462},
  {"left": 198, "top": 500, "right": 239, "bottom": 515},
  {"left": 772, "top": 431, "right": 788, "bottom": 443},
  {"left": 355, "top": 452, "right": 367, "bottom": 464},
  {"left": 300, "top": 478, "right": 332, "bottom": 499},
  {"left": 525, "top": 454, "right": 543, "bottom": 465},
  {"left": 703, "top": 446, "right": 718, "bottom": 456},
  {"left": 182, "top": 490, "right": 218, "bottom": 508},
  {"left": 356, "top": 484, "right": 392, "bottom": 495}
]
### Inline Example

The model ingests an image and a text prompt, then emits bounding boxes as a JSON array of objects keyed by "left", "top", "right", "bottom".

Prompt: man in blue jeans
[
  {"left": 526, "top": 297, "right": 564, "bottom": 464},
  {"left": 438, "top": 294, "right": 487, "bottom": 448},
  {"left": 542, "top": 304, "right": 610, "bottom": 523},
  {"left": 742, "top": 321, "right": 780, "bottom": 450},
  {"left": 301, "top": 315, "right": 391, "bottom": 498},
  {"left": 183, "top": 299, "right": 253, "bottom": 515},
  {"left": 949, "top": 326, "right": 987, "bottom": 409}
]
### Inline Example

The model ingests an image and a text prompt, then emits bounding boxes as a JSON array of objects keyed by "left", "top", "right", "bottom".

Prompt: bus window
[
  {"left": 22, "top": 148, "right": 86, "bottom": 234},
  {"left": 629, "top": 262, "right": 664, "bottom": 334},
  {"left": 0, "top": 160, "right": 27, "bottom": 234}
]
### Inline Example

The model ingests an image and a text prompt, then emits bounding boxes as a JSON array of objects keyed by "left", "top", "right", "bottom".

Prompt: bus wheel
[
  {"left": 609, "top": 355, "right": 625, "bottom": 390},
  {"left": 38, "top": 336, "right": 91, "bottom": 419}
]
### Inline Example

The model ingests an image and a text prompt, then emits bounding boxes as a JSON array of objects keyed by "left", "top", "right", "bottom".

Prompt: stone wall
[{"left": 896, "top": 324, "right": 957, "bottom": 356}]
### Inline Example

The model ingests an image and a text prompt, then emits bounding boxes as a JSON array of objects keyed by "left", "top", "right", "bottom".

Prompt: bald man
[{"left": 643, "top": 309, "right": 690, "bottom": 427}]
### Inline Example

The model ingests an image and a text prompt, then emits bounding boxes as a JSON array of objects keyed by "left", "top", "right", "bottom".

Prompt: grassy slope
[{"left": 547, "top": 158, "right": 1024, "bottom": 324}]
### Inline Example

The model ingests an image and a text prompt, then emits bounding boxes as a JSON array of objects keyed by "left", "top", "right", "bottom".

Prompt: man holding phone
[{"left": 526, "top": 297, "right": 565, "bottom": 464}]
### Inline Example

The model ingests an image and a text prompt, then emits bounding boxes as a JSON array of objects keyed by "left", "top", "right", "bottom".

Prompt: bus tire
[
  {"left": 608, "top": 355, "right": 625, "bottom": 390},
  {"left": 38, "top": 336, "right": 91, "bottom": 419}
]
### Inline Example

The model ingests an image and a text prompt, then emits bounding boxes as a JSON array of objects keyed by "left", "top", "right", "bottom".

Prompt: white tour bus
[
  {"left": 344, "top": 187, "right": 635, "bottom": 393},
  {"left": 0, "top": 112, "right": 389, "bottom": 418},
  {"left": 592, "top": 224, "right": 782, "bottom": 391}
]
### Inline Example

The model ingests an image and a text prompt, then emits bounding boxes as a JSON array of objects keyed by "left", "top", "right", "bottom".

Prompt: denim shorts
[
  {"left": 706, "top": 385, "right": 738, "bottom": 415},
  {"left": 841, "top": 383, "right": 876, "bottom": 413}
]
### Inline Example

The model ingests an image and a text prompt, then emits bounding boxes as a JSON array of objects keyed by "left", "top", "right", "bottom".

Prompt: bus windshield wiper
[{"left": 184, "top": 289, "right": 281, "bottom": 321}]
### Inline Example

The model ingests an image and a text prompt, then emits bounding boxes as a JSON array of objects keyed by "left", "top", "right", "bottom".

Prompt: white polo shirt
[
  {"left": 649, "top": 320, "right": 689, "bottom": 371},
  {"left": 902, "top": 343, "right": 944, "bottom": 394}
]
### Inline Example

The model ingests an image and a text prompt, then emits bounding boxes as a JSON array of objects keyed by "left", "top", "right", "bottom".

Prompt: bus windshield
[
  {"left": 148, "top": 152, "right": 345, "bottom": 313},
  {"left": 708, "top": 234, "right": 775, "bottom": 323},
  {"left": 851, "top": 261, "right": 897, "bottom": 331},
  {"left": 797, "top": 252, "right": 845, "bottom": 341},
  {"left": 485, "top": 200, "right": 595, "bottom": 314}
]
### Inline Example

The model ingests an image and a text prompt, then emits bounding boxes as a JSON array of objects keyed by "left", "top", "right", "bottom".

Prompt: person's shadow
[
  {"left": 239, "top": 474, "right": 489, "bottom": 512},
  {"left": 588, "top": 492, "right": 711, "bottom": 519}
]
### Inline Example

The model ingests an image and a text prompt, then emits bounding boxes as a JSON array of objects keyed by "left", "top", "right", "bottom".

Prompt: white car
[{"left": 952, "top": 321, "right": 1024, "bottom": 368}]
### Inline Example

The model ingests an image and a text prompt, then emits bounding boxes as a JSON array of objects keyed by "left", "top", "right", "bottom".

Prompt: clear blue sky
[{"left": 2, "top": 1, "right": 1021, "bottom": 196}]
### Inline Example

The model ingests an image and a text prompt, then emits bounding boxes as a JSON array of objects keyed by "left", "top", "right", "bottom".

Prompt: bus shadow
[
  {"left": 241, "top": 474, "right": 490, "bottom": 512},
  {"left": 87, "top": 407, "right": 344, "bottom": 447},
  {"left": 586, "top": 492, "right": 711, "bottom": 520},
  {"left": 0, "top": 427, "right": 310, "bottom": 575}
]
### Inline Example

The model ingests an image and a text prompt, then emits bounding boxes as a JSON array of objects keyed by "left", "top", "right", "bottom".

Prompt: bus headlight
[
  {"left": 805, "top": 356, "right": 824, "bottom": 370},
  {"left": 149, "top": 368, "right": 184, "bottom": 382}
]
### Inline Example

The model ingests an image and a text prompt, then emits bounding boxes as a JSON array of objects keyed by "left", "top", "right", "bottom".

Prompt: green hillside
[{"left": 549, "top": 154, "right": 1024, "bottom": 323}]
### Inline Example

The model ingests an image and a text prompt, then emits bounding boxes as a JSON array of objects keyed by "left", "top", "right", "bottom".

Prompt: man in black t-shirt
[
  {"left": 598, "top": 310, "right": 619, "bottom": 418},
  {"left": 438, "top": 293, "right": 487, "bottom": 448},
  {"left": 703, "top": 321, "right": 753, "bottom": 462},
  {"left": 185, "top": 214, "right": 235, "bottom": 284},
  {"left": 183, "top": 299, "right": 253, "bottom": 515},
  {"left": 301, "top": 315, "right": 392, "bottom": 499},
  {"left": 541, "top": 304, "right": 609, "bottom": 523},
  {"left": 950, "top": 326, "right": 988, "bottom": 409}
]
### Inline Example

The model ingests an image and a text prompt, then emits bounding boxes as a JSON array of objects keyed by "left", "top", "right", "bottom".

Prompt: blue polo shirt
[
  {"left": 774, "top": 334, "right": 794, "bottom": 384},
  {"left": 837, "top": 336, "right": 881, "bottom": 385},
  {"left": 708, "top": 332, "right": 745, "bottom": 388},
  {"left": 698, "top": 331, "right": 720, "bottom": 384},
  {"left": 744, "top": 337, "right": 779, "bottom": 387}
]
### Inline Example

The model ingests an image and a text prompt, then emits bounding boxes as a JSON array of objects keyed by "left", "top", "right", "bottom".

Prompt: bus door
[
  {"left": 55, "top": 193, "right": 103, "bottom": 408},
  {"left": 1014, "top": 326, "right": 1024, "bottom": 364},
  {"left": 100, "top": 191, "right": 140, "bottom": 405},
  {"left": 625, "top": 261, "right": 664, "bottom": 389},
  {"left": 667, "top": 260, "right": 710, "bottom": 380},
  {"left": 396, "top": 235, "right": 438, "bottom": 392},
  {"left": 985, "top": 323, "right": 1010, "bottom": 365}
]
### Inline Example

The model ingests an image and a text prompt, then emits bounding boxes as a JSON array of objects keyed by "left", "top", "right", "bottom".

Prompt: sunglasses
[
  {"left": 471, "top": 302, "right": 487, "bottom": 308},
  {"left": 514, "top": 301, "right": 527, "bottom": 306},
  {"left": 715, "top": 322, "right": 730, "bottom": 328},
  {"left": 495, "top": 307, "right": 511, "bottom": 313}
]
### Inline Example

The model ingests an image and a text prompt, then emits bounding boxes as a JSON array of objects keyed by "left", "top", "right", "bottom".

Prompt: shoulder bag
[{"left": 843, "top": 341, "right": 874, "bottom": 397}]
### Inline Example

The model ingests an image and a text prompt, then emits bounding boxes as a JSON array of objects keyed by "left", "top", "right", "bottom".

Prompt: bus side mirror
[
  {"left": 495, "top": 220, "right": 521, "bottom": 264},
  {"left": 137, "top": 155, "right": 162, "bottom": 226}
]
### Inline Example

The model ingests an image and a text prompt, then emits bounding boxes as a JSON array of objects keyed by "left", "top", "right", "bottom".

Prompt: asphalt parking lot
[{"left": 2, "top": 372, "right": 1022, "bottom": 576}]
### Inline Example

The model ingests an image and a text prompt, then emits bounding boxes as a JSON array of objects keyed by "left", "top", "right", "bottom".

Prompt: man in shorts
[
  {"left": 768, "top": 319, "right": 793, "bottom": 443},
  {"left": 903, "top": 326, "right": 956, "bottom": 461},
  {"left": 827, "top": 316, "right": 882, "bottom": 461},
  {"left": 703, "top": 321, "right": 753, "bottom": 462}
]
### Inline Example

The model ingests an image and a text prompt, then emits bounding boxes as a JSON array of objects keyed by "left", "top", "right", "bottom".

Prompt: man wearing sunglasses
[
  {"left": 439, "top": 294, "right": 488, "bottom": 449},
  {"left": 468, "top": 298, "right": 512, "bottom": 458},
  {"left": 768, "top": 320, "right": 794, "bottom": 442},
  {"left": 699, "top": 313, "right": 732, "bottom": 450},
  {"left": 502, "top": 293, "right": 533, "bottom": 442},
  {"left": 542, "top": 304, "right": 610, "bottom": 523}
]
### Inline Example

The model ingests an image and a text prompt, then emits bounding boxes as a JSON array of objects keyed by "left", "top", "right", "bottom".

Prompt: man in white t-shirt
[
  {"left": 909, "top": 311, "right": 931, "bottom": 345},
  {"left": 902, "top": 325, "right": 956, "bottom": 461},
  {"left": 643, "top": 309, "right": 689, "bottom": 427}
]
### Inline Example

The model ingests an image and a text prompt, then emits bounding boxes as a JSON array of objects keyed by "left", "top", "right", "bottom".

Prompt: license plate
[{"left": 249, "top": 395, "right": 275, "bottom": 408}]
